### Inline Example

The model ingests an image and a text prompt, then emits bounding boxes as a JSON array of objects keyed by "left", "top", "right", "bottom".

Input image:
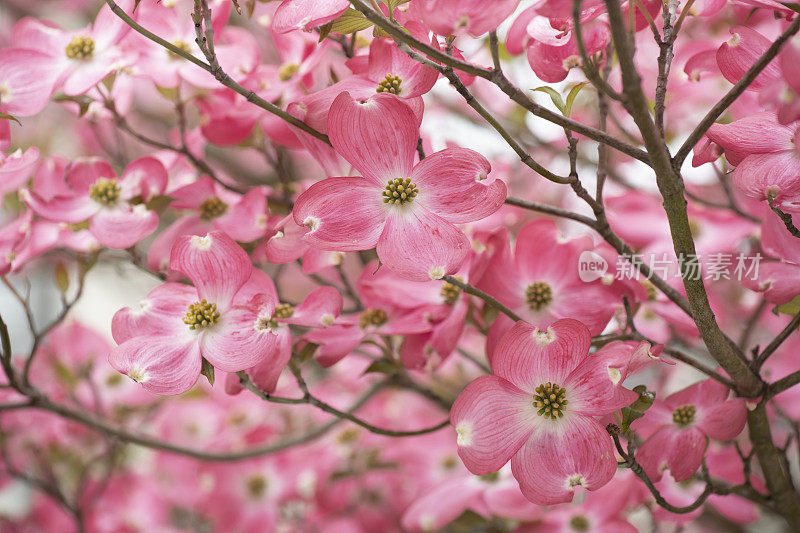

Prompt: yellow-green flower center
[
  {"left": 65, "top": 35, "right": 95, "bottom": 60},
  {"left": 376, "top": 74, "right": 402, "bottom": 94},
  {"left": 246, "top": 475, "right": 268, "bottom": 499},
  {"left": 383, "top": 178, "right": 418, "bottom": 205},
  {"left": 278, "top": 63, "right": 300, "bottom": 81},
  {"left": 359, "top": 308, "right": 388, "bottom": 329},
  {"left": 672, "top": 404, "right": 696, "bottom": 427},
  {"left": 264, "top": 303, "right": 295, "bottom": 329},
  {"left": 167, "top": 39, "right": 192, "bottom": 59},
  {"left": 642, "top": 279, "right": 658, "bottom": 302},
  {"left": 440, "top": 278, "right": 462, "bottom": 305},
  {"left": 183, "top": 299, "right": 220, "bottom": 330},
  {"left": 525, "top": 281, "right": 552, "bottom": 311},
  {"left": 199, "top": 196, "right": 228, "bottom": 220},
  {"left": 569, "top": 515, "right": 590, "bottom": 531},
  {"left": 89, "top": 178, "right": 121, "bottom": 206},
  {"left": 533, "top": 382, "right": 568, "bottom": 420}
]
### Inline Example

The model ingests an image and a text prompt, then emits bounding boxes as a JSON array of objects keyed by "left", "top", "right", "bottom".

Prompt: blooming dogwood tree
[{"left": 2, "top": 0, "right": 800, "bottom": 530}]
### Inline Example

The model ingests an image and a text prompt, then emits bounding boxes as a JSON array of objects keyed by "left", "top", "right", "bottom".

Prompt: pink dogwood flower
[
  {"left": 272, "top": 0, "right": 349, "bottom": 34},
  {"left": 293, "top": 92, "right": 506, "bottom": 281},
  {"left": 634, "top": 378, "right": 747, "bottom": 482},
  {"left": 22, "top": 156, "right": 167, "bottom": 249},
  {"left": 451, "top": 318, "right": 656, "bottom": 505},
  {"left": 11, "top": 0, "right": 133, "bottom": 96},
  {"left": 110, "top": 231, "right": 277, "bottom": 394}
]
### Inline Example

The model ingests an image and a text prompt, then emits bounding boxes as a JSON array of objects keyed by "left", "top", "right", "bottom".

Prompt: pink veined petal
[
  {"left": 511, "top": 415, "right": 617, "bottom": 505},
  {"left": 491, "top": 319, "right": 591, "bottom": 393},
  {"left": 377, "top": 207, "right": 469, "bottom": 281},
  {"left": 665, "top": 378, "right": 730, "bottom": 409},
  {"left": 366, "top": 39, "right": 438, "bottom": 98},
  {"left": 564, "top": 351, "right": 640, "bottom": 417},
  {"left": 169, "top": 176, "right": 217, "bottom": 210},
  {"left": 214, "top": 187, "right": 270, "bottom": 243},
  {"left": 506, "top": 5, "right": 537, "bottom": 55},
  {"left": 304, "top": 325, "right": 364, "bottom": 367},
  {"left": 109, "top": 336, "right": 201, "bottom": 395},
  {"left": 684, "top": 48, "right": 719, "bottom": 81},
  {"left": 412, "top": 147, "right": 507, "bottom": 224},
  {"left": 199, "top": 304, "right": 273, "bottom": 372},
  {"left": 111, "top": 282, "right": 197, "bottom": 344},
  {"left": 697, "top": 398, "right": 747, "bottom": 441},
  {"left": 119, "top": 156, "right": 168, "bottom": 202},
  {"left": 265, "top": 215, "right": 308, "bottom": 264},
  {"left": 327, "top": 91, "right": 418, "bottom": 184},
  {"left": 400, "top": 477, "right": 485, "bottom": 532},
  {"left": 67, "top": 157, "right": 116, "bottom": 193},
  {"left": 272, "top": 0, "right": 350, "bottom": 33},
  {"left": 292, "top": 177, "right": 386, "bottom": 251},
  {"left": 245, "top": 329, "right": 292, "bottom": 393},
  {"left": 705, "top": 113, "right": 794, "bottom": 155},
  {"left": 62, "top": 55, "right": 118, "bottom": 96},
  {"left": 89, "top": 204, "right": 159, "bottom": 249},
  {"left": 450, "top": 375, "right": 538, "bottom": 475},
  {"left": 781, "top": 42, "right": 800, "bottom": 94},
  {"left": 717, "top": 26, "right": 782, "bottom": 91},
  {"left": 476, "top": 232, "right": 526, "bottom": 311},
  {"left": 0, "top": 48, "right": 59, "bottom": 116},
  {"left": 731, "top": 151, "right": 800, "bottom": 209},
  {"left": 666, "top": 427, "right": 708, "bottom": 481},
  {"left": 285, "top": 286, "right": 343, "bottom": 328},
  {"left": 21, "top": 189, "right": 99, "bottom": 224},
  {"left": 742, "top": 261, "right": 800, "bottom": 305},
  {"left": 299, "top": 76, "right": 378, "bottom": 134},
  {"left": 636, "top": 426, "right": 674, "bottom": 482},
  {"left": 429, "top": 296, "right": 469, "bottom": 358},
  {"left": 169, "top": 230, "right": 253, "bottom": 308},
  {"left": 0, "top": 120, "right": 9, "bottom": 151}
]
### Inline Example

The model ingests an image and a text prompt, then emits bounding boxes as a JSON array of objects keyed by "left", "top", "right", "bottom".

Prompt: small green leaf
[
  {"left": 54, "top": 262, "right": 69, "bottom": 294},
  {"left": 201, "top": 358, "right": 215, "bottom": 386},
  {"left": 774, "top": 295, "right": 800, "bottom": 316},
  {"left": 532, "top": 86, "right": 565, "bottom": 113},
  {"left": 295, "top": 342, "right": 319, "bottom": 364},
  {"left": 384, "top": 0, "right": 412, "bottom": 12},
  {"left": 329, "top": 9, "right": 374, "bottom": 35},
  {"left": 318, "top": 21, "right": 334, "bottom": 41},
  {"left": 363, "top": 359, "right": 401, "bottom": 375},
  {"left": 0, "top": 112, "right": 21, "bottom": 126},
  {"left": 144, "top": 195, "right": 174, "bottom": 214},
  {"left": 620, "top": 385, "right": 655, "bottom": 432},
  {"left": 563, "top": 81, "right": 590, "bottom": 118}
]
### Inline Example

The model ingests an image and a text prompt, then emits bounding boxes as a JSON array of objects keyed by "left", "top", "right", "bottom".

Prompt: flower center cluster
[
  {"left": 642, "top": 280, "right": 658, "bottom": 302},
  {"left": 246, "top": 475, "right": 268, "bottom": 499},
  {"left": 569, "top": 515, "right": 590, "bottom": 531},
  {"left": 199, "top": 196, "right": 228, "bottom": 220},
  {"left": 168, "top": 40, "right": 192, "bottom": 59},
  {"left": 672, "top": 404, "right": 696, "bottom": 427},
  {"left": 359, "top": 308, "right": 388, "bottom": 329},
  {"left": 376, "top": 74, "right": 402, "bottom": 94},
  {"left": 533, "top": 382, "right": 568, "bottom": 420},
  {"left": 383, "top": 178, "right": 418, "bottom": 205},
  {"left": 65, "top": 35, "right": 95, "bottom": 60},
  {"left": 183, "top": 299, "right": 220, "bottom": 330},
  {"left": 440, "top": 278, "right": 462, "bottom": 305},
  {"left": 265, "top": 303, "right": 295, "bottom": 329},
  {"left": 89, "top": 178, "right": 121, "bottom": 206},
  {"left": 525, "top": 281, "right": 552, "bottom": 310},
  {"left": 278, "top": 63, "right": 300, "bottom": 81}
]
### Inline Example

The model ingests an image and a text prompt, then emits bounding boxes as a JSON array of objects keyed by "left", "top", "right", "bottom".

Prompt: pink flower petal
[
  {"left": 511, "top": 415, "right": 616, "bottom": 505},
  {"left": 697, "top": 398, "right": 747, "bottom": 441},
  {"left": 89, "top": 204, "right": 159, "bottom": 249},
  {"left": 451, "top": 375, "right": 538, "bottom": 475},
  {"left": 285, "top": 286, "right": 343, "bottom": 328},
  {"left": 377, "top": 207, "right": 469, "bottom": 281},
  {"left": 292, "top": 177, "right": 386, "bottom": 251},
  {"left": 328, "top": 92, "right": 418, "bottom": 184},
  {"left": 666, "top": 427, "right": 707, "bottom": 481},
  {"left": 245, "top": 329, "right": 292, "bottom": 393},
  {"left": 199, "top": 304, "right": 273, "bottom": 372},
  {"left": 492, "top": 319, "right": 591, "bottom": 393},
  {"left": 169, "top": 231, "right": 252, "bottom": 308},
  {"left": 109, "top": 336, "right": 201, "bottom": 395},
  {"left": 111, "top": 282, "right": 196, "bottom": 344},
  {"left": 412, "top": 147, "right": 506, "bottom": 223},
  {"left": 22, "top": 189, "right": 99, "bottom": 224}
]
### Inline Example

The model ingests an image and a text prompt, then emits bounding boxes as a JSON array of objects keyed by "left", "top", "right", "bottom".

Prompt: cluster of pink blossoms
[{"left": 1, "top": 0, "right": 800, "bottom": 530}]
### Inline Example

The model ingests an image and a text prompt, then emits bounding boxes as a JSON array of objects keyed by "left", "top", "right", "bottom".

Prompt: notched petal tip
[{"left": 190, "top": 233, "right": 213, "bottom": 251}]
